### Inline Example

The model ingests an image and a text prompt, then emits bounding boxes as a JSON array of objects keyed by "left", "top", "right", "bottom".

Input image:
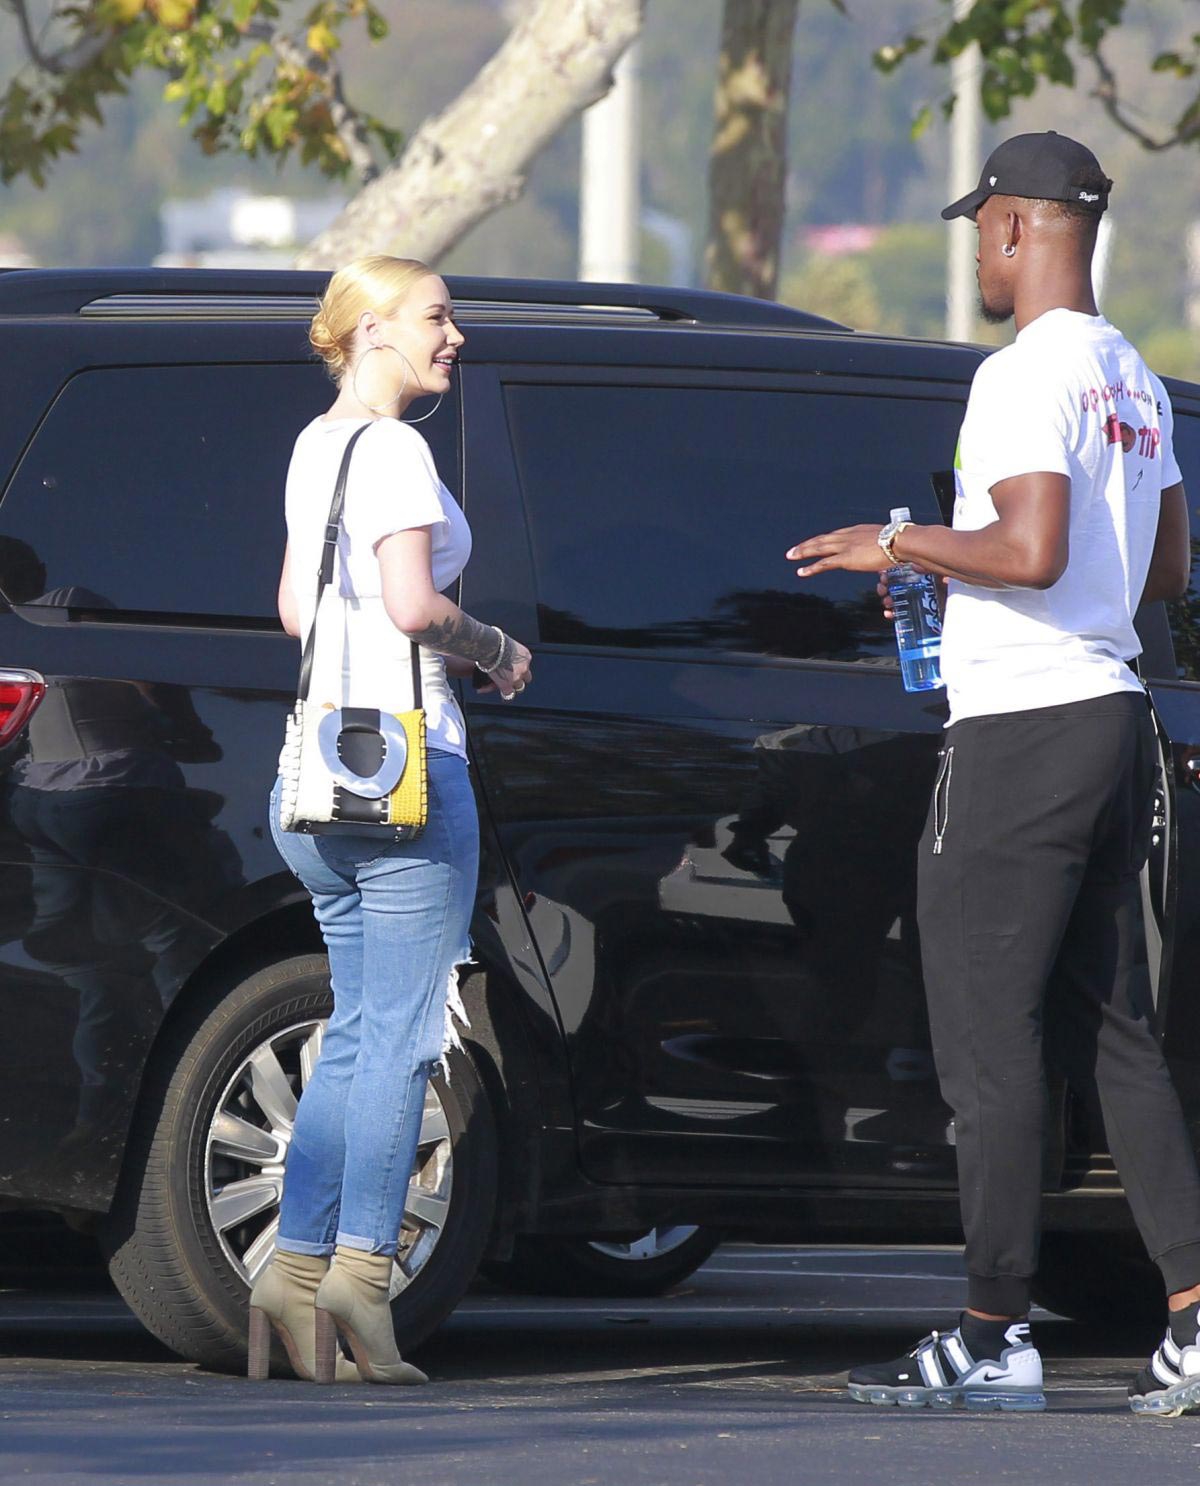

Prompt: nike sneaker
[
  {"left": 847, "top": 1321, "right": 1045, "bottom": 1411},
  {"left": 1129, "top": 1324, "right": 1200, "bottom": 1417}
]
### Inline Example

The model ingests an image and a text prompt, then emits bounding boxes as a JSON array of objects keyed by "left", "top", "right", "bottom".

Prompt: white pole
[
  {"left": 579, "top": 41, "right": 641, "bottom": 283},
  {"left": 1091, "top": 215, "right": 1115, "bottom": 310},
  {"left": 946, "top": 0, "right": 982, "bottom": 342}
]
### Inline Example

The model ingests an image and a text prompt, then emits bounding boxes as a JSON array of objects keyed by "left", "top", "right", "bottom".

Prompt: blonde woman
[{"left": 250, "top": 257, "right": 532, "bottom": 1384}]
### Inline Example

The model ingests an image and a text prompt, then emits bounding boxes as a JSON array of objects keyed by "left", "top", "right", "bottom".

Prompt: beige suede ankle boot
[
  {"left": 248, "top": 1250, "right": 360, "bottom": 1382},
  {"left": 313, "top": 1246, "right": 428, "bottom": 1385}
]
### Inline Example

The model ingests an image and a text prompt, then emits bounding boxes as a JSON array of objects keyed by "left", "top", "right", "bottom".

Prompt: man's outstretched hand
[{"left": 787, "top": 524, "right": 888, "bottom": 577}]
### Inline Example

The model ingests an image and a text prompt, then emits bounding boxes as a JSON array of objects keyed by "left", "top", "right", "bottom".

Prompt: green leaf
[
  {"left": 264, "top": 103, "right": 298, "bottom": 149},
  {"left": 910, "top": 103, "right": 934, "bottom": 140},
  {"left": 1079, "top": 0, "right": 1125, "bottom": 49}
]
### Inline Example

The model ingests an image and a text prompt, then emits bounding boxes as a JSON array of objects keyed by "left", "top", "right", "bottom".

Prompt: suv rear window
[
  {"left": 0, "top": 365, "right": 460, "bottom": 624},
  {"left": 0, "top": 365, "right": 330, "bottom": 621},
  {"left": 505, "top": 383, "right": 961, "bottom": 663}
]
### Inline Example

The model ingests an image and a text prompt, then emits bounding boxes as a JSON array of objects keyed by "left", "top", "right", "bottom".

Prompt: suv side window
[
  {"left": 0, "top": 364, "right": 460, "bottom": 623},
  {"left": 1166, "top": 410, "right": 1200, "bottom": 681},
  {"left": 504, "top": 383, "right": 961, "bottom": 663}
]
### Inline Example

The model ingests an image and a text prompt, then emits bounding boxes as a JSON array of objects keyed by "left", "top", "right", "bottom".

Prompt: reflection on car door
[
  {"left": 464, "top": 369, "right": 969, "bottom": 1190},
  {"left": 1141, "top": 401, "right": 1200, "bottom": 1146}
]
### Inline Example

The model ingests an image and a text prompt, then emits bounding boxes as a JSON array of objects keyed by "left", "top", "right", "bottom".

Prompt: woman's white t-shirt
[{"left": 284, "top": 416, "right": 473, "bottom": 758}]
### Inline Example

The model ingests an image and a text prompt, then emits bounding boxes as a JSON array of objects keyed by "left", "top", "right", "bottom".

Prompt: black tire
[
  {"left": 483, "top": 1226, "right": 721, "bottom": 1298},
  {"left": 98, "top": 954, "right": 497, "bottom": 1370},
  {"left": 1033, "top": 1231, "right": 1162, "bottom": 1327}
]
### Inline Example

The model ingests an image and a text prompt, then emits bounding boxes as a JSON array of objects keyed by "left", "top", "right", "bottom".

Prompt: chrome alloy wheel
[
  {"left": 203, "top": 1018, "right": 453, "bottom": 1300},
  {"left": 587, "top": 1226, "right": 701, "bottom": 1262}
]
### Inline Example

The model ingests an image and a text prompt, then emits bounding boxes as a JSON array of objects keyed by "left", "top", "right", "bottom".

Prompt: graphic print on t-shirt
[{"left": 1102, "top": 410, "right": 1160, "bottom": 461}]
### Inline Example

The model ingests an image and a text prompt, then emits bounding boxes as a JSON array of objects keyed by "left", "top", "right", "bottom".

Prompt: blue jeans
[{"left": 268, "top": 751, "right": 479, "bottom": 1255}]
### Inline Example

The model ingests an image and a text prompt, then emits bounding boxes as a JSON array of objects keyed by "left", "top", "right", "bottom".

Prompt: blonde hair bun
[{"left": 310, "top": 255, "right": 433, "bottom": 384}]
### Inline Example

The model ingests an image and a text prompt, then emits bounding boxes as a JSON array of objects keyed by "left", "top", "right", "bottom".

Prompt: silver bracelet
[{"left": 476, "top": 625, "right": 508, "bottom": 674}]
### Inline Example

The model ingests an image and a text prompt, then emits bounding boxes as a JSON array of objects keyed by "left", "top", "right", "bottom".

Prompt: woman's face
[{"left": 372, "top": 274, "right": 465, "bottom": 398}]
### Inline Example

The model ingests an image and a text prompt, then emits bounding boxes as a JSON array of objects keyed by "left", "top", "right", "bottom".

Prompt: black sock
[
  {"left": 959, "top": 1310, "right": 1025, "bottom": 1359},
  {"left": 1168, "top": 1300, "right": 1200, "bottom": 1350}
]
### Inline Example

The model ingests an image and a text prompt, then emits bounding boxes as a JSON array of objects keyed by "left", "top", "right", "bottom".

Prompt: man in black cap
[{"left": 788, "top": 131, "right": 1200, "bottom": 1415}]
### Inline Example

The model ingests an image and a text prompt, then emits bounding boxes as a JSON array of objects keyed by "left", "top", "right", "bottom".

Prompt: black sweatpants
[{"left": 918, "top": 690, "right": 1200, "bottom": 1316}]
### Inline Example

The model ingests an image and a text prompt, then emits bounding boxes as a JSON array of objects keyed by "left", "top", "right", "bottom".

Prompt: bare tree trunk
[
  {"left": 296, "top": 0, "right": 644, "bottom": 268},
  {"left": 704, "top": 0, "right": 799, "bottom": 299}
]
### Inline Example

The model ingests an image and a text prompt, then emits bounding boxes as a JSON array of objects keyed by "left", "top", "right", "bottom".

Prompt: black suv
[{"left": 1, "top": 268, "right": 1199, "bottom": 1367}]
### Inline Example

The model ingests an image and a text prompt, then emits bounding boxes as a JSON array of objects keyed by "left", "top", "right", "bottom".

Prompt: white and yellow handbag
[{"left": 277, "top": 424, "right": 428, "bottom": 841}]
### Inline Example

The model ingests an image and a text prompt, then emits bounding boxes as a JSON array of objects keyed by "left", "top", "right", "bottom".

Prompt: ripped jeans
[{"left": 268, "top": 750, "right": 478, "bottom": 1255}]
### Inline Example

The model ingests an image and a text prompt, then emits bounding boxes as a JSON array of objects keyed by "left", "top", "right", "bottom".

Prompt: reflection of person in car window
[
  {"left": 0, "top": 534, "right": 111, "bottom": 611},
  {"left": 5, "top": 677, "right": 241, "bottom": 1152},
  {"left": 0, "top": 535, "right": 242, "bottom": 1153}
]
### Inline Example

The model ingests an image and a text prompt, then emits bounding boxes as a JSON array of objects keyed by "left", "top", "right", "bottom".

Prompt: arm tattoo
[{"left": 408, "top": 610, "right": 507, "bottom": 669}]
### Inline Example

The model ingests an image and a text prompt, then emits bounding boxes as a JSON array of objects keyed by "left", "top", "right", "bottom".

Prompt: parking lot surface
[{"left": 1, "top": 1243, "right": 1198, "bottom": 1485}]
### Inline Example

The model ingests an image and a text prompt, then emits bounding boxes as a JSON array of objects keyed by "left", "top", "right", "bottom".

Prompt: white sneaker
[
  {"left": 847, "top": 1321, "right": 1046, "bottom": 1412},
  {"left": 1129, "top": 1327, "right": 1200, "bottom": 1417}
]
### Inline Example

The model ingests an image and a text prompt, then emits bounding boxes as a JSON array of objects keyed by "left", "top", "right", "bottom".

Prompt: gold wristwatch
[{"left": 878, "top": 516, "right": 912, "bottom": 565}]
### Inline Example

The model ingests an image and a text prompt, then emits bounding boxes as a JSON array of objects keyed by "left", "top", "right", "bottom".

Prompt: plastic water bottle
[{"left": 885, "top": 506, "right": 944, "bottom": 693}]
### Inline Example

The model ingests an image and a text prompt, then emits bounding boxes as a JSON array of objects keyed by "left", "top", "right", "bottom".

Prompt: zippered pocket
[{"left": 932, "top": 744, "right": 955, "bottom": 855}]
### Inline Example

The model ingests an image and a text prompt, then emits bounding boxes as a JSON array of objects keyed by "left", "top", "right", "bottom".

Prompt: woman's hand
[{"left": 486, "top": 638, "right": 533, "bottom": 701}]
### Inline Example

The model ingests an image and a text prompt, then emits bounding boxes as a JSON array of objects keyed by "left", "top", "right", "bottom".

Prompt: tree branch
[
  {"left": 294, "top": 0, "right": 645, "bottom": 269},
  {"left": 257, "top": 26, "right": 381, "bottom": 185},
  {"left": 1089, "top": 40, "right": 1200, "bottom": 152},
  {"left": 5, "top": 0, "right": 110, "bottom": 77}
]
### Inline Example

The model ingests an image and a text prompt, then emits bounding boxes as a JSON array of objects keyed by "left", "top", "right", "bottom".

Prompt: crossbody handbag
[{"left": 277, "top": 423, "right": 428, "bottom": 840}]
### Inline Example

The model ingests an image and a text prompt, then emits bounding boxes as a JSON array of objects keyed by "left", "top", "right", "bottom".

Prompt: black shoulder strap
[{"left": 295, "top": 422, "right": 422, "bottom": 710}]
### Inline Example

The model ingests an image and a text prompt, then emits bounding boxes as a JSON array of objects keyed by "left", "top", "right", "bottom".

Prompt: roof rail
[{"left": 0, "top": 267, "right": 848, "bottom": 333}]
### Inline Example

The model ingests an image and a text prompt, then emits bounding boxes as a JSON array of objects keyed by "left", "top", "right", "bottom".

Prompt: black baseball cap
[{"left": 941, "top": 131, "right": 1112, "bottom": 220}]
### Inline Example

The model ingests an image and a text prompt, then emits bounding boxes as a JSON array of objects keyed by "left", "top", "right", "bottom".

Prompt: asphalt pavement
[{"left": 1, "top": 1243, "right": 1198, "bottom": 1485}]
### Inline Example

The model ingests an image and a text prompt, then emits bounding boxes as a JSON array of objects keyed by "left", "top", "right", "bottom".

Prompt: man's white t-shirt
[
  {"left": 284, "top": 416, "right": 473, "bottom": 758},
  {"left": 942, "top": 309, "right": 1183, "bottom": 724}
]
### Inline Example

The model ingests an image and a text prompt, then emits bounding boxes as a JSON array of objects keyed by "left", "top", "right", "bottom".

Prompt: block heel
[
  {"left": 313, "top": 1305, "right": 340, "bottom": 1385},
  {"left": 247, "top": 1306, "right": 272, "bottom": 1380}
]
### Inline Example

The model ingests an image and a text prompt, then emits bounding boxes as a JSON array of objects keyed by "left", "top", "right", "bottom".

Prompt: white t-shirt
[
  {"left": 284, "top": 416, "right": 473, "bottom": 758},
  {"left": 941, "top": 309, "right": 1183, "bottom": 724}
]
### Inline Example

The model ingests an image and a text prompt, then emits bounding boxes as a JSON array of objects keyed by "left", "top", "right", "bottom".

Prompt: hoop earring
[
  {"left": 1002, "top": 243, "right": 1016, "bottom": 258},
  {"left": 351, "top": 343, "right": 408, "bottom": 413},
  {"left": 403, "top": 393, "right": 444, "bottom": 425}
]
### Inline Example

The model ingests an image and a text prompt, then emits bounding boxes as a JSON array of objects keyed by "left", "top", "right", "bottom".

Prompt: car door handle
[{"left": 1185, "top": 755, "right": 1200, "bottom": 792}]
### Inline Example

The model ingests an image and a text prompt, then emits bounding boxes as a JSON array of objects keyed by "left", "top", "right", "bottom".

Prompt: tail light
[{"left": 0, "top": 669, "right": 45, "bottom": 746}]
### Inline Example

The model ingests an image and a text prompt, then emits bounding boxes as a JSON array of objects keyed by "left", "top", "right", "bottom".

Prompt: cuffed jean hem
[
  {"left": 335, "top": 1231, "right": 397, "bottom": 1256},
  {"left": 275, "top": 1237, "right": 336, "bottom": 1258},
  {"left": 967, "top": 1272, "right": 1032, "bottom": 1317},
  {"left": 1156, "top": 1240, "right": 1200, "bottom": 1296}
]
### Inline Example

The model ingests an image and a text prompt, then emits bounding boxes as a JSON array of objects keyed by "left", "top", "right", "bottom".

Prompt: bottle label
[{"left": 917, "top": 575, "right": 943, "bottom": 638}]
